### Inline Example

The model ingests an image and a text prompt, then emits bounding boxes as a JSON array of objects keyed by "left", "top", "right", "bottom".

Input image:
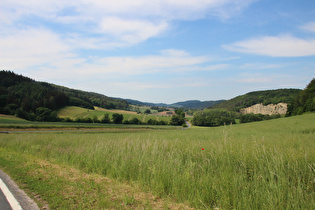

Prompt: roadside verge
[{"left": 0, "top": 169, "right": 39, "bottom": 210}]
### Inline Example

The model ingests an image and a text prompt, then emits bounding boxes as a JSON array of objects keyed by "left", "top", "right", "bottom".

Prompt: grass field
[
  {"left": 58, "top": 106, "right": 172, "bottom": 123},
  {"left": 0, "top": 113, "right": 314, "bottom": 209}
]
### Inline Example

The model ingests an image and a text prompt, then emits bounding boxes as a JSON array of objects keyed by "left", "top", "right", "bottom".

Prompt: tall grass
[{"left": 0, "top": 114, "right": 314, "bottom": 209}]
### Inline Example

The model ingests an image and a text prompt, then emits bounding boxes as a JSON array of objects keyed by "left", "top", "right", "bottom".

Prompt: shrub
[{"left": 193, "top": 109, "right": 236, "bottom": 127}]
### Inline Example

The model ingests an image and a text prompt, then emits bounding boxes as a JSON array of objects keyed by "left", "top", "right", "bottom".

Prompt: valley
[
  {"left": 0, "top": 113, "right": 314, "bottom": 209},
  {"left": 0, "top": 71, "right": 314, "bottom": 209}
]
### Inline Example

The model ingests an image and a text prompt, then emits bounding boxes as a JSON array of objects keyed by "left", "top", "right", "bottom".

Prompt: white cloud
[
  {"left": 0, "top": 28, "right": 73, "bottom": 69},
  {"left": 0, "top": 18, "right": 226, "bottom": 80},
  {"left": 233, "top": 73, "right": 303, "bottom": 89},
  {"left": 100, "top": 17, "right": 168, "bottom": 45},
  {"left": 0, "top": 0, "right": 255, "bottom": 49},
  {"left": 0, "top": 28, "right": 219, "bottom": 80},
  {"left": 78, "top": 51, "right": 212, "bottom": 75},
  {"left": 224, "top": 35, "right": 315, "bottom": 57},
  {"left": 300, "top": 21, "right": 315, "bottom": 33},
  {"left": 160, "top": 49, "right": 190, "bottom": 57}
]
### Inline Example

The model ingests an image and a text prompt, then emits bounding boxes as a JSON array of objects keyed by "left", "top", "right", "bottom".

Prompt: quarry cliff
[{"left": 240, "top": 103, "right": 287, "bottom": 115}]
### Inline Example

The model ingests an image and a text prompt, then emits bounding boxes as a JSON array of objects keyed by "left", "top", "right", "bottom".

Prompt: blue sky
[{"left": 1, "top": 0, "right": 314, "bottom": 103}]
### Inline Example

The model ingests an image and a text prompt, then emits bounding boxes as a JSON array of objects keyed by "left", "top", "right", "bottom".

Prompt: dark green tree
[
  {"left": 130, "top": 117, "right": 141, "bottom": 124},
  {"left": 170, "top": 112, "right": 185, "bottom": 126},
  {"left": 193, "top": 109, "right": 236, "bottom": 127},
  {"left": 101, "top": 113, "right": 111, "bottom": 123},
  {"left": 35, "top": 107, "right": 58, "bottom": 122},
  {"left": 112, "top": 113, "right": 124, "bottom": 124},
  {"left": 144, "top": 109, "right": 151, "bottom": 114}
]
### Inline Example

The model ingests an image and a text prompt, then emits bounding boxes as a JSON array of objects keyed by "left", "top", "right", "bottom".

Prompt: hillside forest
[
  {"left": 0, "top": 70, "right": 314, "bottom": 126},
  {"left": 0, "top": 71, "right": 128, "bottom": 121}
]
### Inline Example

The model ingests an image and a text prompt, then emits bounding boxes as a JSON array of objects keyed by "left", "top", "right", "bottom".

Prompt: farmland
[
  {"left": 58, "top": 106, "right": 172, "bottom": 124},
  {"left": 0, "top": 113, "right": 314, "bottom": 209}
]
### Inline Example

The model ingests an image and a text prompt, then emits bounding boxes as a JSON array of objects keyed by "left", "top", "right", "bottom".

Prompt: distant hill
[
  {"left": 170, "top": 100, "right": 225, "bottom": 109},
  {"left": 119, "top": 98, "right": 225, "bottom": 109},
  {"left": 117, "top": 98, "right": 168, "bottom": 107},
  {"left": 211, "top": 89, "right": 302, "bottom": 112},
  {"left": 0, "top": 70, "right": 128, "bottom": 121}
]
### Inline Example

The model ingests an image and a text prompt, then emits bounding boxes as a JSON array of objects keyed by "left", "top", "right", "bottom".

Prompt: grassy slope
[
  {"left": 0, "top": 113, "right": 314, "bottom": 209},
  {"left": 58, "top": 106, "right": 171, "bottom": 123}
]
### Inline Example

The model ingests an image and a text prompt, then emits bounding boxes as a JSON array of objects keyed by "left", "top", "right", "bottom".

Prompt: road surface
[
  {"left": 0, "top": 187, "right": 12, "bottom": 210},
  {"left": 182, "top": 121, "right": 191, "bottom": 129},
  {"left": 0, "top": 170, "right": 39, "bottom": 210}
]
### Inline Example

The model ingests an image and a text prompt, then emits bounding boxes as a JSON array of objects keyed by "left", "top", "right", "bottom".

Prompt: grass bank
[{"left": 0, "top": 113, "right": 314, "bottom": 209}]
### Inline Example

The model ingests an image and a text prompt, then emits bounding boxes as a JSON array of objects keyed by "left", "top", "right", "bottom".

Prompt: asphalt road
[
  {"left": 0, "top": 170, "right": 39, "bottom": 210},
  {"left": 0, "top": 187, "right": 12, "bottom": 210}
]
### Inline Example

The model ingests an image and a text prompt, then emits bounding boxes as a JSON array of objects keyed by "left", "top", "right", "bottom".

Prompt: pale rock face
[{"left": 240, "top": 103, "right": 287, "bottom": 115}]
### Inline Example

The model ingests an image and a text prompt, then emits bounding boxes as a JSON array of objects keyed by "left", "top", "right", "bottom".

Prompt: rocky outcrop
[{"left": 240, "top": 103, "right": 287, "bottom": 115}]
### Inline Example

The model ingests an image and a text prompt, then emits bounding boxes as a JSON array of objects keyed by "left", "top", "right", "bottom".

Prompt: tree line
[
  {"left": 64, "top": 108, "right": 187, "bottom": 126},
  {"left": 192, "top": 109, "right": 284, "bottom": 127},
  {"left": 61, "top": 113, "right": 169, "bottom": 125}
]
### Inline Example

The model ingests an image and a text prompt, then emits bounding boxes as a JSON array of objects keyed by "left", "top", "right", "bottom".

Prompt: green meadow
[{"left": 0, "top": 113, "right": 314, "bottom": 209}]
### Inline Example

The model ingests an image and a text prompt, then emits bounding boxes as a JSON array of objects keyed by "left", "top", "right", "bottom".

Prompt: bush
[
  {"left": 193, "top": 109, "right": 236, "bottom": 127},
  {"left": 144, "top": 109, "right": 151, "bottom": 114},
  {"left": 240, "top": 113, "right": 282, "bottom": 123},
  {"left": 112, "top": 113, "right": 124, "bottom": 124},
  {"left": 63, "top": 117, "right": 73, "bottom": 122},
  {"left": 130, "top": 117, "right": 141, "bottom": 125}
]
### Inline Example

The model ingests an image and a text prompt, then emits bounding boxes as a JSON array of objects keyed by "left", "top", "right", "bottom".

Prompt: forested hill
[
  {"left": 170, "top": 100, "right": 226, "bottom": 109},
  {"left": 0, "top": 70, "right": 128, "bottom": 121},
  {"left": 117, "top": 98, "right": 225, "bottom": 109},
  {"left": 286, "top": 78, "right": 315, "bottom": 116},
  {"left": 210, "top": 89, "right": 302, "bottom": 112}
]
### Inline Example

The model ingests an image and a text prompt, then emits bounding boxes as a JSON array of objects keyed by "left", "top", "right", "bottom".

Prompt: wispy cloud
[
  {"left": 0, "top": 0, "right": 256, "bottom": 49},
  {"left": 99, "top": 17, "right": 168, "bottom": 46},
  {"left": 223, "top": 35, "right": 315, "bottom": 57},
  {"left": 0, "top": 28, "right": 73, "bottom": 70},
  {"left": 109, "top": 79, "right": 210, "bottom": 91},
  {"left": 300, "top": 21, "right": 315, "bottom": 33},
  {"left": 0, "top": 29, "right": 223, "bottom": 81},
  {"left": 240, "top": 63, "right": 289, "bottom": 70},
  {"left": 234, "top": 72, "right": 304, "bottom": 88}
]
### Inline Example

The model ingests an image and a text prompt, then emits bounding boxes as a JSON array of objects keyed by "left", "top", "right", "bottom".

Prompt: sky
[{"left": 1, "top": 0, "right": 315, "bottom": 104}]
